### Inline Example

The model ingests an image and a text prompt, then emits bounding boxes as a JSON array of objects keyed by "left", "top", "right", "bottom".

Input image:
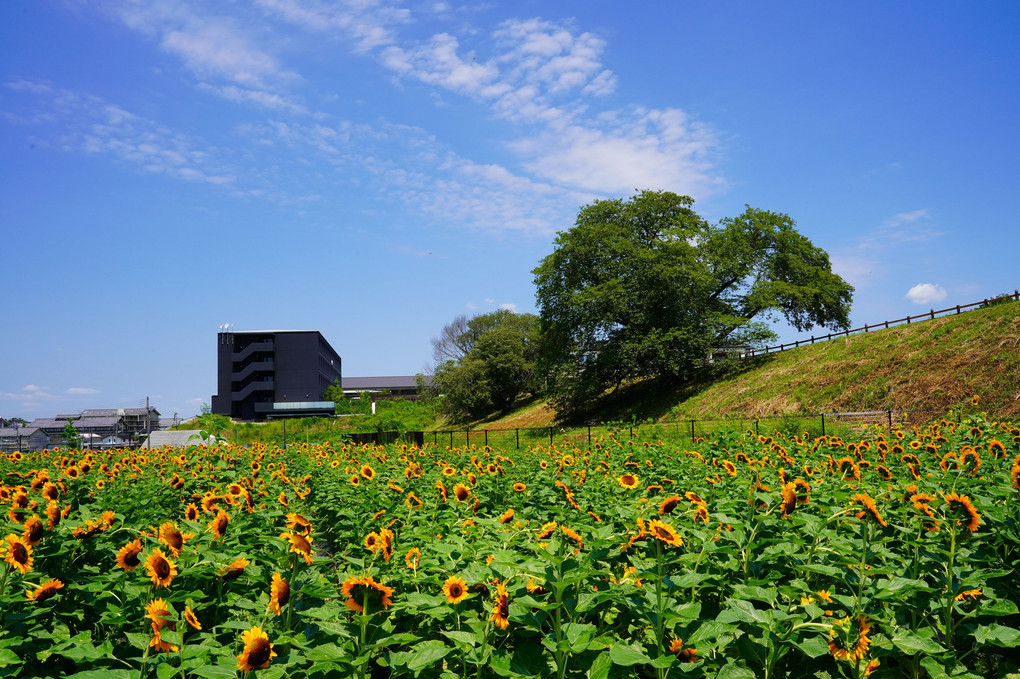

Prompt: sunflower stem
[
  {"left": 285, "top": 554, "right": 299, "bottom": 631},
  {"left": 942, "top": 522, "right": 959, "bottom": 662},
  {"left": 654, "top": 537, "right": 668, "bottom": 679}
]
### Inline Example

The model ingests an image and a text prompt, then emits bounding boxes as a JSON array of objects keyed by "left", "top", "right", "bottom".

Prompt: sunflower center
[
  {"left": 12, "top": 543, "right": 28, "bottom": 563},
  {"left": 155, "top": 559, "right": 170, "bottom": 578},
  {"left": 249, "top": 639, "right": 272, "bottom": 667}
]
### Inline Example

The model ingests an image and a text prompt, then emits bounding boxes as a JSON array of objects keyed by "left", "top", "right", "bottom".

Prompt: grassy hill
[
  {"left": 481, "top": 298, "right": 1020, "bottom": 428},
  {"left": 181, "top": 299, "right": 1019, "bottom": 441}
]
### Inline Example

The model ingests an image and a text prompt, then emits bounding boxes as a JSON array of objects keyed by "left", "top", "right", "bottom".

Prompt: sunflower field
[{"left": 3, "top": 409, "right": 1020, "bottom": 679}]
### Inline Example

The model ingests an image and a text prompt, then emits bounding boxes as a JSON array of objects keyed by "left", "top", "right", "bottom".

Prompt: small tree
[
  {"left": 61, "top": 420, "right": 81, "bottom": 449},
  {"left": 431, "top": 309, "right": 540, "bottom": 420}
]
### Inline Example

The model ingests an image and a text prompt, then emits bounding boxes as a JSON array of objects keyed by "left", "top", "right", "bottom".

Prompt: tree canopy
[
  {"left": 430, "top": 309, "right": 540, "bottom": 420},
  {"left": 532, "top": 190, "right": 854, "bottom": 414}
]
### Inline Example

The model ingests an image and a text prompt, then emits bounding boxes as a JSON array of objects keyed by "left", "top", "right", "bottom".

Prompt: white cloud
[
  {"left": 517, "top": 108, "right": 722, "bottom": 196},
  {"left": 498, "top": 302, "right": 518, "bottom": 312},
  {"left": 905, "top": 283, "right": 947, "bottom": 305},
  {"left": 66, "top": 387, "right": 101, "bottom": 395}
]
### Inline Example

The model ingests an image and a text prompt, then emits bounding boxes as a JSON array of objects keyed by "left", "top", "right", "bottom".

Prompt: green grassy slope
[{"left": 480, "top": 299, "right": 1020, "bottom": 427}]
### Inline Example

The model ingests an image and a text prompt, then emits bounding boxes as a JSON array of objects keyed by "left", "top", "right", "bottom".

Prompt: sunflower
[
  {"left": 453, "top": 483, "right": 470, "bottom": 502},
  {"left": 364, "top": 532, "right": 381, "bottom": 552},
  {"left": 561, "top": 525, "right": 584, "bottom": 550},
  {"left": 219, "top": 557, "right": 249, "bottom": 581},
  {"left": 828, "top": 616, "right": 872, "bottom": 662},
  {"left": 349, "top": 474, "right": 360, "bottom": 487},
  {"left": 668, "top": 637, "right": 698, "bottom": 663},
  {"left": 268, "top": 573, "right": 290, "bottom": 616},
  {"left": 341, "top": 575, "right": 395, "bottom": 613},
  {"left": 144, "top": 548, "right": 178, "bottom": 588},
  {"left": 780, "top": 482, "right": 798, "bottom": 518},
  {"left": 851, "top": 493, "right": 888, "bottom": 527},
  {"left": 22, "top": 515, "right": 44, "bottom": 546},
  {"left": 184, "top": 605, "right": 202, "bottom": 630},
  {"left": 658, "top": 495, "right": 681, "bottom": 515},
  {"left": 159, "top": 522, "right": 192, "bottom": 557},
  {"left": 146, "top": 598, "right": 176, "bottom": 635},
  {"left": 116, "top": 538, "right": 144, "bottom": 571},
  {"left": 286, "top": 512, "right": 313, "bottom": 536},
  {"left": 208, "top": 509, "right": 230, "bottom": 539},
  {"left": 513, "top": 483, "right": 526, "bottom": 492},
  {"left": 26, "top": 579, "right": 64, "bottom": 603},
  {"left": 536, "top": 521, "right": 557, "bottom": 540},
  {"left": 184, "top": 503, "right": 201, "bottom": 522},
  {"left": 617, "top": 474, "right": 640, "bottom": 490},
  {"left": 149, "top": 633, "right": 178, "bottom": 654},
  {"left": 3, "top": 534, "right": 33, "bottom": 574},
  {"left": 490, "top": 581, "right": 510, "bottom": 630},
  {"left": 647, "top": 519, "right": 683, "bottom": 547},
  {"left": 955, "top": 588, "right": 982, "bottom": 601},
  {"left": 404, "top": 547, "right": 421, "bottom": 570},
  {"left": 281, "top": 531, "right": 314, "bottom": 565},
  {"left": 277, "top": 491, "right": 289, "bottom": 507},
  {"left": 435, "top": 480, "right": 448, "bottom": 501},
  {"left": 405, "top": 492, "right": 423, "bottom": 509},
  {"left": 443, "top": 576, "right": 469, "bottom": 604},
  {"left": 944, "top": 492, "right": 981, "bottom": 532},
  {"left": 236, "top": 626, "right": 277, "bottom": 674},
  {"left": 498, "top": 508, "right": 515, "bottom": 524},
  {"left": 200, "top": 493, "right": 221, "bottom": 513}
]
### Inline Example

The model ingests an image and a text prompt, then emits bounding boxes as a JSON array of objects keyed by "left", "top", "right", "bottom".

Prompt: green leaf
[
  {"left": 731, "top": 584, "right": 778, "bottom": 604},
  {"left": 971, "top": 623, "right": 1020, "bottom": 647},
  {"left": 305, "top": 642, "right": 350, "bottom": 662},
  {"left": 190, "top": 664, "right": 242, "bottom": 679},
  {"left": 0, "top": 650, "right": 20, "bottom": 669},
  {"left": 715, "top": 661, "right": 756, "bottom": 679},
  {"left": 587, "top": 651, "right": 612, "bottom": 679},
  {"left": 65, "top": 671, "right": 133, "bottom": 679},
  {"left": 717, "top": 599, "right": 770, "bottom": 625},
  {"left": 564, "top": 622, "right": 596, "bottom": 653},
  {"left": 608, "top": 642, "right": 651, "bottom": 666},
  {"left": 794, "top": 635, "right": 829, "bottom": 658},
  {"left": 442, "top": 630, "right": 478, "bottom": 647},
  {"left": 891, "top": 629, "right": 946, "bottom": 655},
  {"left": 979, "top": 598, "right": 1020, "bottom": 616},
  {"left": 407, "top": 642, "right": 452, "bottom": 672}
]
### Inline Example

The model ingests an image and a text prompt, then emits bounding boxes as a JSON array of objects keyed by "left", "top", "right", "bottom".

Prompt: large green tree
[
  {"left": 431, "top": 309, "right": 540, "bottom": 419},
  {"left": 533, "top": 190, "right": 853, "bottom": 413}
]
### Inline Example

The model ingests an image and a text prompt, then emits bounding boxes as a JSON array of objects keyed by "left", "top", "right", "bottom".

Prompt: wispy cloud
[
  {"left": 380, "top": 17, "right": 721, "bottom": 197},
  {"left": 6, "top": 79, "right": 236, "bottom": 186},
  {"left": 66, "top": 387, "right": 101, "bottom": 395}
]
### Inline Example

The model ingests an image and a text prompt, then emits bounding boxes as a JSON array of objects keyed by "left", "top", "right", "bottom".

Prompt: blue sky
[{"left": 2, "top": 1, "right": 1018, "bottom": 421}]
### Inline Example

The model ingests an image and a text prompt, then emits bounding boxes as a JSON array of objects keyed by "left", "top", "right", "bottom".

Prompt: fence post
[
  {"left": 887, "top": 410, "right": 893, "bottom": 429},
  {"left": 449, "top": 431, "right": 453, "bottom": 448},
  {"left": 820, "top": 413, "right": 825, "bottom": 437},
  {"left": 282, "top": 420, "right": 286, "bottom": 450},
  {"left": 484, "top": 430, "right": 488, "bottom": 447},
  {"left": 466, "top": 430, "right": 470, "bottom": 446},
  {"left": 754, "top": 419, "right": 759, "bottom": 436},
  {"left": 587, "top": 426, "right": 591, "bottom": 447},
  {"left": 956, "top": 305, "right": 960, "bottom": 314},
  {"left": 516, "top": 428, "right": 520, "bottom": 449},
  {"left": 549, "top": 427, "right": 553, "bottom": 447},
  {"left": 864, "top": 324, "right": 868, "bottom": 332},
  {"left": 930, "top": 309, "right": 935, "bottom": 320},
  {"left": 690, "top": 420, "right": 696, "bottom": 443}
]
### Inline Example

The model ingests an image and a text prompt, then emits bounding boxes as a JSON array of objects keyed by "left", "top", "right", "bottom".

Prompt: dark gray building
[{"left": 211, "top": 330, "right": 342, "bottom": 421}]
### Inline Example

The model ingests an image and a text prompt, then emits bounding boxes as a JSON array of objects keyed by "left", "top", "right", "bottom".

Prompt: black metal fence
[
  {"left": 344, "top": 407, "right": 964, "bottom": 449},
  {"left": 746, "top": 290, "right": 1019, "bottom": 357}
]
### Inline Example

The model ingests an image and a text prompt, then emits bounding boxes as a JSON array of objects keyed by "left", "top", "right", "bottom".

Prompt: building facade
[{"left": 211, "top": 330, "right": 342, "bottom": 421}]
